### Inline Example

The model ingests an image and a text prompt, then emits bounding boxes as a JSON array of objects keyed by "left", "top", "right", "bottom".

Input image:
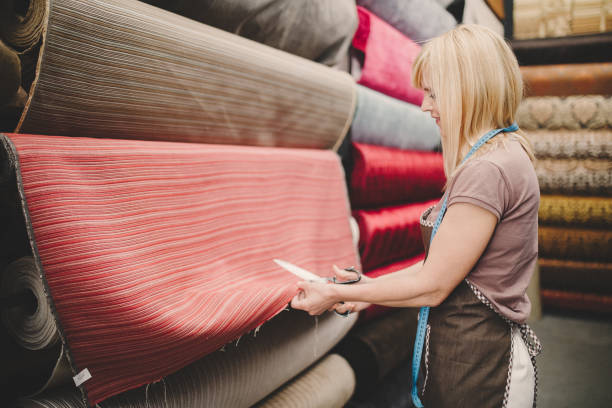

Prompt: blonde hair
[{"left": 412, "top": 24, "right": 534, "bottom": 179}]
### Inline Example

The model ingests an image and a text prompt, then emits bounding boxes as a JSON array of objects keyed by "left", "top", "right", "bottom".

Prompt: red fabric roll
[
  {"left": 2, "top": 133, "right": 359, "bottom": 405},
  {"left": 354, "top": 200, "right": 438, "bottom": 271},
  {"left": 352, "top": 7, "right": 424, "bottom": 106},
  {"left": 350, "top": 142, "right": 446, "bottom": 208},
  {"left": 541, "top": 289, "right": 612, "bottom": 315}
]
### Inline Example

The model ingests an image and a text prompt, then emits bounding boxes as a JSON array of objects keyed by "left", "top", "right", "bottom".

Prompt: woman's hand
[
  {"left": 329, "top": 265, "right": 371, "bottom": 314},
  {"left": 290, "top": 281, "right": 336, "bottom": 315}
]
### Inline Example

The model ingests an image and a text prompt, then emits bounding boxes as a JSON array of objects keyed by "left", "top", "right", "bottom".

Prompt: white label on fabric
[{"left": 73, "top": 368, "right": 92, "bottom": 386}]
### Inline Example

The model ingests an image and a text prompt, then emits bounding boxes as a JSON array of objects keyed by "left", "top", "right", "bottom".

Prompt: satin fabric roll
[
  {"left": 541, "top": 289, "right": 612, "bottom": 315},
  {"left": 15, "top": 0, "right": 355, "bottom": 150},
  {"left": 139, "top": 0, "right": 358, "bottom": 67},
  {"left": 539, "top": 195, "right": 611, "bottom": 228},
  {"left": 521, "top": 63, "right": 612, "bottom": 97},
  {"left": 539, "top": 258, "right": 612, "bottom": 295},
  {"left": 517, "top": 96, "right": 612, "bottom": 131},
  {"left": 351, "top": 86, "right": 441, "bottom": 151},
  {"left": 512, "top": 33, "right": 612, "bottom": 66},
  {"left": 356, "top": 0, "right": 456, "bottom": 44},
  {"left": 350, "top": 143, "right": 445, "bottom": 208},
  {"left": 536, "top": 158, "right": 611, "bottom": 195},
  {"left": 10, "top": 311, "right": 357, "bottom": 408},
  {"left": 354, "top": 200, "right": 438, "bottom": 271},
  {"left": 254, "top": 354, "right": 355, "bottom": 408},
  {"left": 530, "top": 130, "right": 611, "bottom": 159},
  {"left": 352, "top": 7, "right": 424, "bottom": 106},
  {"left": 1, "top": 133, "right": 359, "bottom": 405},
  {"left": 538, "top": 226, "right": 612, "bottom": 262}
]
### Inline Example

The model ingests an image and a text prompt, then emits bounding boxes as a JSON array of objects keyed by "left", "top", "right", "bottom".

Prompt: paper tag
[{"left": 73, "top": 368, "right": 92, "bottom": 386}]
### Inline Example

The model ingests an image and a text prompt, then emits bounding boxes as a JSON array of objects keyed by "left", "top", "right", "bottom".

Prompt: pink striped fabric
[{"left": 3, "top": 133, "right": 359, "bottom": 405}]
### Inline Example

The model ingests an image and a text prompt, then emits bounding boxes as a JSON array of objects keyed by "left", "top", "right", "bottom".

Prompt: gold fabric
[
  {"left": 539, "top": 195, "right": 612, "bottom": 228},
  {"left": 538, "top": 226, "right": 612, "bottom": 262}
]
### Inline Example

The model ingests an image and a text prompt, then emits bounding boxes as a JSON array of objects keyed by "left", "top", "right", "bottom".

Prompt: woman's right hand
[{"left": 329, "top": 265, "right": 371, "bottom": 314}]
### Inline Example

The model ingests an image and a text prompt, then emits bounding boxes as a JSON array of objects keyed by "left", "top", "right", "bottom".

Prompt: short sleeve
[{"left": 447, "top": 160, "right": 509, "bottom": 221}]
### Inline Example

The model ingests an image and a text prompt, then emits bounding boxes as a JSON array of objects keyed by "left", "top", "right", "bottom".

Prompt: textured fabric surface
[
  {"left": 356, "top": 0, "right": 456, "bottom": 44},
  {"left": 521, "top": 63, "right": 612, "bottom": 97},
  {"left": 517, "top": 96, "right": 612, "bottom": 130},
  {"left": 512, "top": 33, "right": 612, "bottom": 66},
  {"left": 354, "top": 200, "right": 438, "bottom": 271},
  {"left": 539, "top": 258, "right": 612, "bottom": 295},
  {"left": 0, "top": 0, "right": 46, "bottom": 51},
  {"left": 254, "top": 354, "right": 355, "bottom": 408},
  {"left": 530, "top": 130, "right": 612, "bottom": 159},
  {"left": 352, "top": 7, "right": 424, "bottom": 106},
  {"left": 350, "top": 143, "right": 445, "bottom": 208},
  {"left": 15, "top": 0, "right": 355, "bottom": 149},
  {"left": 539, "top": 195, "right": 611, "bottom": 228},
  {"left": 10, "top": 311, "right": 357, "bottom": 407},
  {"left": 538, "top": 226, "right": 612, "bottom": 262},
  {"left": 139, "top": 0, "right": 358, "bottom": 67},
  {"left": 535, "top": 158, "right": 611, "bottom": 195},
  {"left": 1, "top": 133, "right": 359, "bottom": 405},
  {"left": 541, "top": 289, "right": 612, "bottom": 315},
  {"left": 351, "top": 85, "right": 441, "bottom": 151}
]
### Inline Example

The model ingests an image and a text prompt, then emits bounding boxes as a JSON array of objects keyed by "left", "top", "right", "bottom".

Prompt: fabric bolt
[
  {"left": 0, "top": 133, "right": 359, "bottom": 406},
  {"left": 14, "top": 0, "right": 355, "bottom": 150},
  {"left": 352, "top": 7, "right": 424, "bottom": 106},
  {"left": 530, "top": 129, "right": 612, "bottom": 160},
  {"left": 1, "top": 87, "right": 27, "bottom": 133},
  {"left": 539, "top": 258, "right": 612, "bottom": 295},
  {"left": 0, "top": 39, "right": 21, "bottom": 106},
  {"left": 538, "top": 226, "right": 612, "bottom": 262},
  {"left": 536, "top": 158, "right": 611, "bottom": 195},
  {"left": 541, "top": 289, "right": 612, "bottom": 315},
  {"left": 9, "top": 311, "right": 357, "bottom": 408},
  {"left": 511, "top": 33, "right": 612, "bottom": 66},
  {"left": 517, "top": 96, "right": 612, "bottom": 131},
  {"left": 0, "top": 0, "right": 46, "bottom": 51},
  {"left": 354, "top": 200, "right": 438, "bottom": 271},
  {"left": 356, "top": 0, "right": 456, "bottom": 44},
  {"left": 521, "top": 63, "right": 612, "bottom": 97},
  {"left": 462, "top": 0, "right": 504, "bottom": 36},
  {"left": 254, "top": 354, "right": 355, "bottom": 408},
  {"left": 538, "top": 195, "right": 611, "bottom": 228},
  {"left": 139, "top": 0, "right": 358, "bottom": 67},
  {"left": 351, "top": 86, "right": 441, "bottom": 151},
  {"left": 350, "top": 143, "right": 445, "bottom": 209}
]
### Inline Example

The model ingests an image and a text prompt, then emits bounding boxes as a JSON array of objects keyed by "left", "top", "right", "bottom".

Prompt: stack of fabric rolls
[{"left": 517, "top": 62, "right": 612, "bottom": 315}]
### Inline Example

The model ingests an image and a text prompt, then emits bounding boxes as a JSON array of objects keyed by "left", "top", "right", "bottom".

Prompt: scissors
[{"left": 273, "top": 259, "right": 361, "bottom": 316}]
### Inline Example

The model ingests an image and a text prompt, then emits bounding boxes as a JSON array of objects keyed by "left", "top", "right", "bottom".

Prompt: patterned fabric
[
  {"left": 530, "top": 130, "right": 612, "bottom": 159},
  {"left": 539, "top": 258, "right": 612, "bottom": 294},
  {"left": 521, "top": 63, "right": 612, "bottom": 97},
  {"left": 536, "top": 158, "right": 611, "bottom": 195},
  {"left": 1, "top": 133, "right": 359, "bottom": 405},
  {"left": 538, "top": 195, "right": 612, "bottom": 228},
  {"left": 538, "top": 226, "right": 612, "bottom": 262},
  {"left": 517, "top": 96, "right": 612, "bottom": 130},
  {"left": 541, "top": 289, "right": 612, "bottom": 314}
]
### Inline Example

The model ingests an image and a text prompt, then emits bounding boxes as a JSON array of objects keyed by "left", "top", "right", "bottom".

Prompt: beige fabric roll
[
  {"left": 529, "top": 130, "right": 612, "bottom": 160},
  {"left": 517, "top": 96, "right": 612, "bottom": 130},
  {"left": 15, "top": 0, "right": 355, "bottom": 150},
  {"left": 254, "top": 354, "right": 355, "bottom": 408},
  {"left": 536, "top": 158, "right": 611, "bottom": 195}
]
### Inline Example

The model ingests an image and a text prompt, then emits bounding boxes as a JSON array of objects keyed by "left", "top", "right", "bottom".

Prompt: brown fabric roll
[
  {"left": 538, "top": 226, "right": 612, "bottom": 262},
  {"left": 539, "top": 258, "right": 612, "bottom": 294},
  {"left": 530, "top": 130, "right": 611, "bottom": 160},
  {"left": 517, "top": 96, "right": 612, "bottom": 130},
  {"left": 536, "top": 158, "right": 611, "bottom": 195},
  {"left": 541, "top": 289, "right": 612, "bottom": 315},
  {"left": 0, "top": 87, "right": 27, "bottom": 132},
  {"left": 512, "top": 33, "right": 612, "bottom": 66},
  {"left": 539, "top": 195, "right": 612, "bottom": 228},
  {"left": 522, "top": 63, "right": 612, "bottom": 97},
  {"left": 0, "top": 39, "right": 21, "bottom": 106},
  {"left": 0, "top": 0, "right": 47, "bottom": 51}
]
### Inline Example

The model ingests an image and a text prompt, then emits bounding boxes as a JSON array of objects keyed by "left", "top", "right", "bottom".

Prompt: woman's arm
[{"left": 291, "top": 203, "right": 498, "bottom": 315}]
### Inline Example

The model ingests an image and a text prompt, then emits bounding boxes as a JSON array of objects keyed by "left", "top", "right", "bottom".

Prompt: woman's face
[{"left": 421, "top": 85, "right": 440, "bottom": 128}]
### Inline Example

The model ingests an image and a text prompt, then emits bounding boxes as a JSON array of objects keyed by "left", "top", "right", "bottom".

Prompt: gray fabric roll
[
  {"left": 356, "top": 0, "right": 456, "bottom": 43},
  {"left": 352, "top": 85, "right": 441, "bottom": 151}
]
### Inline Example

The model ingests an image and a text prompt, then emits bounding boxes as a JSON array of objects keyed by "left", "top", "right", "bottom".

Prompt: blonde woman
[{"left": 291, "top": 25, "right": 541, "bottom": 407}]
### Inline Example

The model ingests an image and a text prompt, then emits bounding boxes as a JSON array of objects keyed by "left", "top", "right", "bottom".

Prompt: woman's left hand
[{"left": 290, "top": 281, "right": 337, "bottom": 316}]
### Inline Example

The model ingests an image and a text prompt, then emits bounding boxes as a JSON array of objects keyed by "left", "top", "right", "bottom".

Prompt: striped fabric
[
  {"left": 536, "top": 158, "right": 611, "bottom": 195},
  {"left": 1, "top": 133, "right": 359, "bottom": 405},
  {"left": 530, "top": 129, "right": 612, "bottom": 160},
  {"left": 539, "top": 195, "right": 612, "bottom": 228},
  {"left": 517, "top": 96, "right": 612, "bottom": 130},
  {"left": 521, "top": 63, "right": 612, "bottom": 97},
  {"left": 16, "top": 0, "right": 355, "bottom": 150}
]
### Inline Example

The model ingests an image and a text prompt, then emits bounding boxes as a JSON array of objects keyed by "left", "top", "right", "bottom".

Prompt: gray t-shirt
[{"left": 427, "top": 139, "right": 539, "bottom": 323}]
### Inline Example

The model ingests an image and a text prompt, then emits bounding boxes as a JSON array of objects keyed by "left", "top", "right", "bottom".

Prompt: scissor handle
[{"left": 332, "top": 266, "right": 361, "bottom": 285}]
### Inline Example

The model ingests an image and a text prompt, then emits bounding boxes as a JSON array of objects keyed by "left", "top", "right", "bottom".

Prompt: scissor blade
[{"left": 273, "top": 259, "right": 327, "bottom": 282}]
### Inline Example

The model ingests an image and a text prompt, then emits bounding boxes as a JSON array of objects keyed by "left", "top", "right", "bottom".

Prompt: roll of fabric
[
  {"left": 350, "top": 143, "right": 445, "bottom": 208},
  {"left": 539, "top": 258, "right": 612, "bottom": 295},
  {"left": 521, "top": 63, "right": 612, "bottom": 97},
  {"left": 10, "top": 311, "right": 357, "bottom": 408},
  {"left": 351, "top": 86, "right": 441, "bottom": 151},
  {"left": 517, "top": 96, "right": 612, "bottom": 131},
  {"left": 512, "top": 33, "right": 612, "bottom": 66},
  {"left": 139, "top": 0, "right": 357, "bottom": 67},
  {"left": 538, "top": 226, "right": 612, "bottom": 262},
  {"left": 352, "top": 7, "right": 424, "bottom": 106},
  {"left": 1, "top": 86, "right": 27, "bottom": 133},
  {"left": 541, "top": 289, "right": 612, "bottom": 315},
  {"left": 0, "top": 0, "right": 47, "bottom": 51},
  {"left": 356, "top": 0, "right": 456, "bottom": 44},
  {"left": 536, "top": 158, "right": 611, "bottom": 195},
  {"left": 530, "top": 130, "right": 611, "bottom": 160},
  {"left": 1, "top": 133, "right": 359, "bottom": 405},
  {"left": 0, "top": 39, "right": 21, "bottom": 106},
  {"left": 354, "top": 200, "right": 438, "bottom": 271},
  {"left": 336, "top": 308, "right": 418, "bottom": 398},
  {"left": 539, "top": 195, "right": 611, "bottom": 228},
  {"left": 15, "top": 0, "right": 355, "bottom": 150},
  {"left": 254, "top": 354, "right": 355, "bottom": 408},
  {"left": 462, "top": 0, "right": 504, "bottom": 36}
]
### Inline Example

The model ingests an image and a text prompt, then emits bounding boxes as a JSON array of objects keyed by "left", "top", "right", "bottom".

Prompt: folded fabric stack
[{"left": 518, "top": 62, "right": 612, "bottom": 315}]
